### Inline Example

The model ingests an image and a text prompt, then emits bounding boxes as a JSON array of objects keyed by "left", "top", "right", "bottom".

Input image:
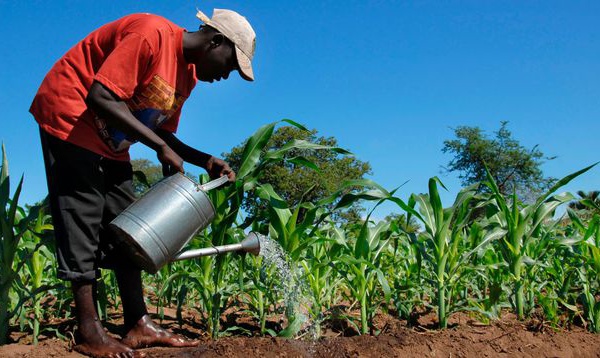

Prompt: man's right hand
[
  {"left": 206, "top": 156, "right": 236, "bottom": 182},
  {"left": 157, "top": 144, "right": 184, "bottom": 176}
]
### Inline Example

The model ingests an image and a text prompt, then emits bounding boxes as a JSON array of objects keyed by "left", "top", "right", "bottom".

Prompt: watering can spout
[
  {"left": 240, "top": 232, "right": 261, "bottom": 256},
  {"left": 170, "top": 232, "right": 262, "bottom": 262}
]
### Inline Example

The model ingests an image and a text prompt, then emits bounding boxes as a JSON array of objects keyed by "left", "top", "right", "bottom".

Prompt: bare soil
[{"left": 2, "top": 307, "right": 600, "bottom": 358}]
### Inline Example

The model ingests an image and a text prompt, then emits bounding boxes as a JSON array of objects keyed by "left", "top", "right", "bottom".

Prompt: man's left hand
[{"left": 206, "top": 156, "right": 236, "bottom": 183}]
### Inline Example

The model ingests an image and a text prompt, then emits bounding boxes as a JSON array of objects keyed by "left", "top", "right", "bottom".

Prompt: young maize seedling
[{"left": 483, "top": 163, "right": 596, "bottom": 319}]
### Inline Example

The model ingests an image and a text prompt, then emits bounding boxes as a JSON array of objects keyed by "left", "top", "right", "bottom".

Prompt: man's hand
[
  {"left": 157, "top": 144, "right": 184, "bottom": 176},
  {"left": 206, "top": 156, "right": 236, "bottom": 182},
  {"left": 153, "top": 129, "right": 234, "bottom": 181}
]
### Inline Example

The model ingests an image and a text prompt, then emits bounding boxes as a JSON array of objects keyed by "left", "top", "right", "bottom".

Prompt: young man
[{"left": 30, "top": 9, "right": 256, "bottom": 358}]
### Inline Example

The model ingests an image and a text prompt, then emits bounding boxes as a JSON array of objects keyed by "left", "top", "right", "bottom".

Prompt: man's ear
[{"left": 210, "top": 33, "right": 225, "bottom": 48}]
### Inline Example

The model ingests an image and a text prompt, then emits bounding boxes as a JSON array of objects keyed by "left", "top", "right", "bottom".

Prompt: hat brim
[
  {"left": 235, "top": 46, "right": 254, "bottom": 81},
  {"left": 196, "top": 9, "right": 211, "bottom": 24}
]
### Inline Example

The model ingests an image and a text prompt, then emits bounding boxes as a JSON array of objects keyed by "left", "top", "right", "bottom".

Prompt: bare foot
[
  {"left": 74, "top": 319, "right": 146, "bottom": 358},
  {"left": 121, "top": 315, "right": 200, "bottom": 349}
]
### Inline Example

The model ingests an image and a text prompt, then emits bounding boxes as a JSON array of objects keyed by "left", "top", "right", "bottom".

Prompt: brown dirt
[{"left": 2, "top": 308, "right": 600, "bottom": 358}]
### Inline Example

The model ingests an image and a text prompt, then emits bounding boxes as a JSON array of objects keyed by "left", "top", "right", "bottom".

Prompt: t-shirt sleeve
[{"left": 94, "top": 32, "right": 153, "bottom": 99}]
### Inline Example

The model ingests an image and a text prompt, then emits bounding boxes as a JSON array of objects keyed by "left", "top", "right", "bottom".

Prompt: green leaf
[
  {"left": 557, "top": 298, "right": 579, "bottom": 313},
  {"left": 414, "top": 193, "right": 436, "bottom": 235},
  {"left": 355, "top": 223, "right": 370, "bottom": 259},
  {"left": 334, "top": 189, "right": 390, "bottom": 210},
  {"left": 132, "top": 170, "right": 151, "bottom": 189},
  {"left": 535, "top": 162, "right": 598, "bottom": 207},
  {"left": 264, "top": 139, "right": 352, "bottom": 160},
  {"left": 0, "top": 143, "right": 9, "bottom": 205},
  {"left": 318, "top": 178, "right": 391, "bottom": 207},
  {"left": 567, "top": 208, "right": 586, "bottom": 232},
  {"left": 428, "top": 177, "right": 445, "bottom": 228},
  {"left": 376, "top": 268, "right": 391, "bottom": 302},
  {"left": 281, "top": 118, "right": 309, "bottom": 131},
  {"left": 287, "top": 156, "right": 320, "bottom": 171},
  {"left": 237, "top": 122, "right": 277, "bottom": 179},
  {"left": 529, "top": 193, "right": 574, "bottom": 234}
]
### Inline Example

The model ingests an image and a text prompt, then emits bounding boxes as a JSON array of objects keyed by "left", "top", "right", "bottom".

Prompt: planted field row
[{"left": 1, "top": 122, "right": 598, "bottom": 345}]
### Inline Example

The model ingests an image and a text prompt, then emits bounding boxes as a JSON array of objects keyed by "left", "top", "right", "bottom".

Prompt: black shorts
[{"left": 40, "top": 128, "right": 137, "bottom": 281}]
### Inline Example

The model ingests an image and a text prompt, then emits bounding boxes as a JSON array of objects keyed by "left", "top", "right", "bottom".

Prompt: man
[{"left": 30, "top": 8, "right": 256, "bottom": 358}]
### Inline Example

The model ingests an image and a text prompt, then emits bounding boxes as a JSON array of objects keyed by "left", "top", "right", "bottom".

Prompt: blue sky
[{"left": 1, "top": 1, "right": 598, "bottom": 216}]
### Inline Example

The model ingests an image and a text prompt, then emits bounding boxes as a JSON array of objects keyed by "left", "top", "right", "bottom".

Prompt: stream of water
[{"left": 255, "top": 233, "right": 318, "bottom": 339}]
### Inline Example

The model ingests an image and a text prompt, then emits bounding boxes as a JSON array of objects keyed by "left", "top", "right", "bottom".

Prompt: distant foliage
[
  {"left": 442, "top": 121, "right": 555, "bottom": 201},
  {"left": 131, "top": 159, "right": 163, "bottom": 196},
  {"left": 569, "top": 190, "right": 600, "bottom": 219},
  {"left": 131, "top": 159, "right": 196, "bottom": 197}
]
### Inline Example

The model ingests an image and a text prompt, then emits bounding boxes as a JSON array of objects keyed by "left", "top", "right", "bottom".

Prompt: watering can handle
[{"left": 198, "top": 175, "right": 229, "bottom": 192}]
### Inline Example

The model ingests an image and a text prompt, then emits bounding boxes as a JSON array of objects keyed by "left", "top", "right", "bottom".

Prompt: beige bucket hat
[{"left": 196, "top": 8, "right": 256, "bottom": 81}]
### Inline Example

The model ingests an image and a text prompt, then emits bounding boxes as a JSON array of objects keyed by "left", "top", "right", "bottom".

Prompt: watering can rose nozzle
[{"left": 240, "top": 232, "right": 261, "bottom": 256}]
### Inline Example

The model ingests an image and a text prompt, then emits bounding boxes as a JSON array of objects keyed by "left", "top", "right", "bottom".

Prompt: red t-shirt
[{"left": 30, "top": 13, "right": 197, "bottom": 161}]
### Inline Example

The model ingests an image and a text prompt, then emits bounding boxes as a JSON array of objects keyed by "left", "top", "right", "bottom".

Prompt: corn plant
[
  {"left": 531, "top": 231, "right": 583, "bottom": 329},
  {"left": 483, "top": 164, "right": 596, "bottom": 319},
  {"left": 195, "top": 120, "right": 292, "bottom": 338},
  {"left": 300, "top": 225, "right": 344, "bottom": 336},
  {"left": 182, "top": 120, "right": 348, "bottom": 338},
  {"left": 0, "top": 144, "right": 51, "bottom": 344},
  {"left": 462, "top": 222, "right": 507, "bottom": 322},
  {"left": 568, "top": 212, "right": 600, "bottom": 332},
  {"left": 389, "top": 231, "right": 424, "bottom": 322},
  {"left": 545, "top": 247, "right": 580, "bottom": 320},
  {"left": 251, "top": 184, "right": 324, "bottom": 337},
  {"left": 232, "top": 125, "right": 353, "bottom": 337},
  {"left": 146, "top": 230, "right": 238, "bottom": 335},
  {"left": 331, "top": 219, "right": 392, "bottom": 334},
  {"left": 394, "top": 178, "right": 500, "bottom": 328},
  {"left": 329, "top": 184, "right": 404, "bottom": 334},
  {"left": 96, "top": 271, "right": 119, "bottom": 321},
  {"left": 16, "top": 203, "right": 54, "bottom": 344},
  {"left": 577, "top": 242, "right": 599, "bottom": 333},
  {"left": 580, "top": 277, "right": 600, "bottom": 333},
  {"left": 238, "top": 254, "right": 281, "bottom": 336},
  {"left": 174, "top": 253, "right": 218, "bottom": 331}
]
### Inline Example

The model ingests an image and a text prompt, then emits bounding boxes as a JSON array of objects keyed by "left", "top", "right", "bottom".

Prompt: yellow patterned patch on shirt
[{"left": 127, "top": 75, "right": 186, "bottom": 116}]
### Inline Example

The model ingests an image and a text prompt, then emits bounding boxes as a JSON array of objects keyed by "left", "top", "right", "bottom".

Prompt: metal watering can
[{"left": 109, "top": 173, "right": 260, "bottom": 273}]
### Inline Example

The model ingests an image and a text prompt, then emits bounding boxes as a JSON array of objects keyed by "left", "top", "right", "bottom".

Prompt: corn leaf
[{"left": 237, "top": 122, "right": 276, "bottom": 179}]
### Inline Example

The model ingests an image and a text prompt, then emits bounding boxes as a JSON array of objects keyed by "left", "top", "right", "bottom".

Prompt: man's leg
[
  {"left": 99, "top": 159, "right": 200, "bottom": 349},
  {"left": 72, "top": 280, "right": 141, "bottom": 358},
  {"left": 39, "top": 129, "right": 143, "bottom": 358},
  {"left": 115, "top": 268, "right": 147, "bottom": 329},
  {"left": 115, "top": 268, "right": 200, "bottom": 349}
]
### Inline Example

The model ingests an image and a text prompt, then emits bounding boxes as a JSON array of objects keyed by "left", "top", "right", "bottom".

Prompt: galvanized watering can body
[{"left": 110, "top": 173, "right": 233, "bottom": 273}]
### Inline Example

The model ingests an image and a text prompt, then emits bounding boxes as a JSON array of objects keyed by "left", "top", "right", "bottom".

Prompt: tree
[
  {"left": 223, "top": 126, "right": 372, "bottom": 222},
  {"left": 384, "top": 213, "right": 420, "bottom": 234},
  {"left": 131, "top": 159, "right": 199, "bottom": 197},
  {"left": 442, "top": 121, "right": 555, "bottom": 201},
  {"left": 131, "top": 159, "right": 163, "bottom": 196}
]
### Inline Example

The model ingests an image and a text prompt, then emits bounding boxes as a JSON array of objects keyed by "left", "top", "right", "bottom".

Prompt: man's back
[{"left": 30, "top": 13, "right": 196, "bottom": 160}]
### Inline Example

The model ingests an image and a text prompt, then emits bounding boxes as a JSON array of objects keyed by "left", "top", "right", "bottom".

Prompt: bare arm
[
  {"left": 156, "top": 129, "right": 236, "bottom": 182},
  {"left": 85, "top": 81, "right": 184, "bottom": 173},
  {"left": 156, "top": 129, "right": 211, "bottom": 167}
]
